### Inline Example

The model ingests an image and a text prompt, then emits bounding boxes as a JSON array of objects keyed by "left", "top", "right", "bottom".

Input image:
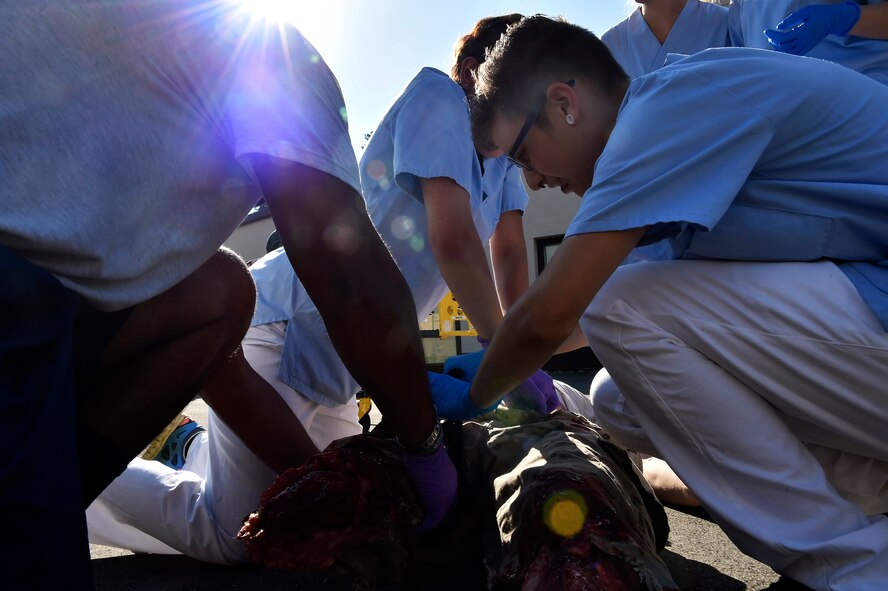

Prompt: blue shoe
[{"left": 156, "top": 417, "right": 205, "bottom": 470}]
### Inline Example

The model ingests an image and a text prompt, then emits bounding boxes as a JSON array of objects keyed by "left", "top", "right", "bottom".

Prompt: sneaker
[{"left": 142, "top": 415, "right": 205, "bottom": 470}]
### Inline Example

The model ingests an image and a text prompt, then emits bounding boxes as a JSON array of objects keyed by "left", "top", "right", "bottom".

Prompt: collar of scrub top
[{"left": 507, "top": 79, "right": 575, "bottom": 170}]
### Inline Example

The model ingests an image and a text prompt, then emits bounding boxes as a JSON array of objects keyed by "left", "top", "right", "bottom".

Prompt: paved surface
[{"left": 89, "top": 374, "right": 781, "bottom": 590}]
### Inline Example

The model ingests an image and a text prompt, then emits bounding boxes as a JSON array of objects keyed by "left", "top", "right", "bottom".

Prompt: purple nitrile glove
[
  {"left": 403, "top": 444, "right": 457, "bottom": 532},
  {"left": 507, "top": 369, "right": 560, "bottom": 414},
  {"left": 764, "top": 2, "right": 861, "bottom": 56},
  {"left": 529, "top": 369, "right": 561, "bottom": 413}
]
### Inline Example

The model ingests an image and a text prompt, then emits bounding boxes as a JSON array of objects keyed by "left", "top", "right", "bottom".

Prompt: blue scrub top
[
  {"left": 250, "top": 68, "right": 529, "bottom": 407},
  {"left": 566, "top": 48, "right": 888, "bottom": 330},
  {"left": 602, "top": 0, "right": 729, "bottom": 264},
  {"left": 602, "top": 0, "right": 730, "bottom": 79},
  {"left": 729, "top": 0, "right": 888, "bottom": 84},
  {"left": 360, "top": 67, "right": 528, "bottom": 320}
]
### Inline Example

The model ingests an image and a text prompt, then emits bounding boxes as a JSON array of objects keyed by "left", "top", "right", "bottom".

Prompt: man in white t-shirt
[{"left": 0, "top": 2, "right": 454, "bottom": 587}]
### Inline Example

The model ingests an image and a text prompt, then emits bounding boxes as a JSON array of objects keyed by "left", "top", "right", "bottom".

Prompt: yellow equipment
[{"left": 436, "top": 292, "right": 477, "bottom": 338}]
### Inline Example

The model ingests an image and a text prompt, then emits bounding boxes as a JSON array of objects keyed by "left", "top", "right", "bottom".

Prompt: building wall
[
  {"left": 521, "top": 185, "right": 581, "bottom": 278},
  {"left": 223, "top": 216, "right": 275, "bottom": 264}
]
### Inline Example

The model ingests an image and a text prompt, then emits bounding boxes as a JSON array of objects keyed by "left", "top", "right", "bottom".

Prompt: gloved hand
[
  {"left": 443, "top": 350, "right": 560, "bottom": 414},
  {"left": 427, "top": 370, "right": 498, "bottom": 420},
  {"left": 526, "top": 369, "right": 561, "bottom": 413},
  {"left": 403, "top": 443, "right": 457, "bottom": 532},
  {"left": 442, "top": 349, "right": 485, "bottom": 380},
  {"left": 764, "top": 1, "right": 861, "bottom": 56}
]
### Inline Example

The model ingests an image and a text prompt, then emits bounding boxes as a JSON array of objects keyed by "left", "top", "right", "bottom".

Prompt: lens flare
[
  {"left": 390, "top": 215, "right": 415, "bottom": 240},
  {"left": 324, "top": 224, "right": 359, "bottom": 254},
  {"left": 237, "top": 0, "right": 297, "bottom": 23},
  {"left": 409, "top": 235, "right": 425, "bottom": 252},
  {"left": 366, "top": 159, "right": 386, "bottom": 181},
  {"left": 543, "top": 489, "right": 588, "bottom": 538}
]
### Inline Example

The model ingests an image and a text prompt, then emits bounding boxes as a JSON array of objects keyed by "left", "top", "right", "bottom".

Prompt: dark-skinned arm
[
  {"left": 200, "top": 346, "right": 319, "bottom": 471},
  {"left": 255, "top": 155, "right": 435, "bottom": 447}
]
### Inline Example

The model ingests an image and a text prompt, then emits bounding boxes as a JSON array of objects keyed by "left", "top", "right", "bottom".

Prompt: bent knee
[{"left": 201, "top": 248, "right": 255, "bottom": 318}]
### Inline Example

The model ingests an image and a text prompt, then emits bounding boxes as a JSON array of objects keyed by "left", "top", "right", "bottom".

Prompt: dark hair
[
  {"left": 471, "top": 15, "right": 628, "bottom": 151},
  {"left": 450, "top": 13, "right": 524, "bottom": 83}
]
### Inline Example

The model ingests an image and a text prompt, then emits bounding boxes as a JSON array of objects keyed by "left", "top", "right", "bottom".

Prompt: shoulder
[
  {"left": 694, "top": 0, "right": 728, "bottom": 17},
  {"left": 401, "top": 67, "right": 467, "bottom": 109},
  {"left": 600, "top": 15, "right": 630, "bottom": 48},
  {"left": 387, "top": 67, "right": 470, "bottom": 131}
]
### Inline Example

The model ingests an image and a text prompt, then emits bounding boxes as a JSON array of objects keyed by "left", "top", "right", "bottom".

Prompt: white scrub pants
[
  {"left": 581, "top": 259, "right": 888, "bottom": 591},
  {"left": 86, "top": 322, "right": 362, "bottom": 564}
]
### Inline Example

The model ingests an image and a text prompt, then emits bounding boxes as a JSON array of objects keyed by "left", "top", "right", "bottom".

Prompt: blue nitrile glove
[
  {"left": 764, "top": 2, "right": 861, "bottom": 55},
  {"left": 442, "top": 349, "right": 486, "bottom": 380},
  {"left": 403, "top": 443, "right": 457, "bottom": 532},
  {"left": 444, "top": 350, "right": 560, "bottom": 414},
  {"left": 427, "top": 370, "right": 497, "bottom": 420}
]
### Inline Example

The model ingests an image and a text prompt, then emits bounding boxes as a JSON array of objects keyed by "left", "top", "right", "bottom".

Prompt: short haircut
[
  {"left": 450, "top": 14, "right": 524, "bottom": 83},
  {"left": 471, "top": 15, "right": 628, "bottom": 151}
]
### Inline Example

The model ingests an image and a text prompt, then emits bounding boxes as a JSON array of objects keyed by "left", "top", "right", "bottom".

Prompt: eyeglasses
[{"left": 506, "top": 79, "right": 575, "bottom": 170}]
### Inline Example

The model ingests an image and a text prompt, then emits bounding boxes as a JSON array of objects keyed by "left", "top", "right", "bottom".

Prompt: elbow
[{"left": 429, "top": 230, "right": 473, "bottom": 264}]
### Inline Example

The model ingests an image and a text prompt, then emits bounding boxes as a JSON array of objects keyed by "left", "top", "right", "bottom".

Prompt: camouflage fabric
[
  {"left": 471, "top": 408, "right": 675, "bottom": 590},
  {"left": 240, "top": 392, "right": 676, "bottom": 590}
]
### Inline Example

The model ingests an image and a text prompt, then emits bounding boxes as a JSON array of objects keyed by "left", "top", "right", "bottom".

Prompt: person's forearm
[
  {"left": 257, "top": 158, "right": 436, "bottom": 448},
  {"left": 553, "top": 323, "right": 589, "bottom": 355},
  {"left": 201, "top": 347, "right": 319, "bottom": 472},
  {"left": 432, "top": 226, "right": 505, "bottom": 340},
  {"left": 285, "top": 215, "right": 436, "bottom": 448},
  {"left": 489, "top": 211, "right": 530, "bottom": 313},
  {"left": 849, "top": 4, "right": 888, "bottom": 39},
  {"left": 469, "top": 278, "right": 574, "bottom": 409},
  {"left": 470, "top": 229, "right": 645, "bottom": 408}
]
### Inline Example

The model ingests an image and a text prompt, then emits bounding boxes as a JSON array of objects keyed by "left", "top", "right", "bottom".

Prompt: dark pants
[{"left": 0, "top": 246, "right": 128, "bottom": 590}]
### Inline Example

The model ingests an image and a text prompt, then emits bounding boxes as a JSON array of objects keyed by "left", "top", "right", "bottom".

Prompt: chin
[{"left": 575, "top": 180, "right": 592, "bottom": 196}]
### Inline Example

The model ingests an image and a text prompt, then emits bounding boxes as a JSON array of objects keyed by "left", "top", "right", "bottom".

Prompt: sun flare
[{"left": 235, "top": 0, "right": 339, "bottom": 52}]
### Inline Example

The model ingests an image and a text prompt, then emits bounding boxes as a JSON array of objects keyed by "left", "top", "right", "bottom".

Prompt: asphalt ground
[{"left": 89, "top": 374, "right": 781, "bottom": 590}]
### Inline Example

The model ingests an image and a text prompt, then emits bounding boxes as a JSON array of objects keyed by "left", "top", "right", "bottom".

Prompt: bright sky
[{"left": 245, "top": 1, "right": 633, "bottom": 153}]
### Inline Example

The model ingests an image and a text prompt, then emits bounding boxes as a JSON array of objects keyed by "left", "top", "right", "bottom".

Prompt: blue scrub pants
[{"left": 0, "top": 245, "right": 92, "bottom": 589}]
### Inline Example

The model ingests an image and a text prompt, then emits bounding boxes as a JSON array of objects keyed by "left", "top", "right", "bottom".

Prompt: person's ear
[
  {"left": 459, "top": 57, "right": 480, "bottom": 92},
  {"left": 546, "top": 81, "right": 579, "bottom": 126}
]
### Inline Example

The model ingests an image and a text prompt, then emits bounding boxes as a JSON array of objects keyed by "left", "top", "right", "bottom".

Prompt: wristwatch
[{"left": 400, "top": 419, "right": 444, "bottom": 456}]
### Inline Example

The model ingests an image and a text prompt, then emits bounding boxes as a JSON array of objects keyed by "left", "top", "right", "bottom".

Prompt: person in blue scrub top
[
  {"left": 443, "top": 15, "right": 888, "bottom": 591},
  {"left": 601, "top": 0, "right": 729, "bottom": 80},
  {"left": 579, "top": 1, "right": 729, "bottom": 267},
  {"left": 361, "top": 15, "right": 569, "bottom": 420},
  {"left": 730, "top": 0, "right": 888, "bottom": 84}
]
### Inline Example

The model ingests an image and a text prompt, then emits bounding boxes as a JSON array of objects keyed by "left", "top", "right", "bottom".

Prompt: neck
[{"left": 640, "top": 0, "right": 688, "bottom": 44}]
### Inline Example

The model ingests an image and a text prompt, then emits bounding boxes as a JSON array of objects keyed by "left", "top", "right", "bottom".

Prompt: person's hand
[
  {"left": 527, "top": 369, "right": 561, "bottom": 413},
  {"left": 764, "top": 2, "right": 861, "bottom": 55},
  {"left": 403, "top": 444, "right": 457, "bottom": 532},
  {"left": 443, "top": 351, "right": 559, "bottom": 414},
  {"left": 427, "top": 370, "right": 497, "bottom": 420},
  {"left": 442, "top": 349, "right": 485, "bottom": 380}
]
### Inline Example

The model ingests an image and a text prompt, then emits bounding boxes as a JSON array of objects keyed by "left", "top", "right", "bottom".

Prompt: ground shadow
[
  {"left": 91, "top": 553, "right": 490, "bottom": 591},
  {"left": 659, "top": 549, "right": 747, "bottom": 591},
  {"left": 93, "top": 550, "right": 753, "bottom": 591}
]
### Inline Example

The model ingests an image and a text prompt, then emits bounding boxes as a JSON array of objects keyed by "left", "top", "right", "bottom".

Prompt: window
[{"left": 535, "top": 235, "right": 564, "bottom": 275}]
